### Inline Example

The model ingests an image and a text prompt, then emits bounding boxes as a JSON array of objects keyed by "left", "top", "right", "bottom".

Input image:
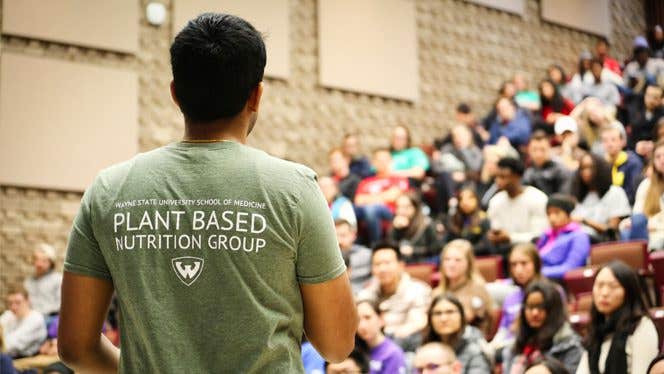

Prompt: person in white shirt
[
  {"left": 487, "top": 157, "right": 548, "bottom": 257},
  {"left": 23, "top": 244, "right": 62, "bottom": 317},
  {"left": 0, "top": 288, "right": 46, "bottom": 358}
]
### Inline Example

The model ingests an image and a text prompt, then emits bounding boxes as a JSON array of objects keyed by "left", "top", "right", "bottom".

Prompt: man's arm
[
  {"left": 300, "top": 272, "right": 358, "bottom": 363},
  {"left": 58, "top": 272, "right": 119, "bottom": 373}
]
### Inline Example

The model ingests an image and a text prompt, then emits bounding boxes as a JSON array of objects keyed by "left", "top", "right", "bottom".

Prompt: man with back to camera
[{"left": 57, "top": 13, "right": 357, "bottom": 373}]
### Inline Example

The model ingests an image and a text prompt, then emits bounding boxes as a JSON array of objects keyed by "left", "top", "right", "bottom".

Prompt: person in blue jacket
[
  {"left": 536, "top": 194, "right": 591, "bottom": 279},
  {"left": 489, "top": 97, "right": 533, "bottom": 148}
]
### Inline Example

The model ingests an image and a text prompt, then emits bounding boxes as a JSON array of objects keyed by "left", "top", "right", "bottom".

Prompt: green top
[
  {"left": 391, "top": 147, "right": 430, "bottom": 172},
  {"left": 65, "top": 141, "right": 345, "bottom": 373}
]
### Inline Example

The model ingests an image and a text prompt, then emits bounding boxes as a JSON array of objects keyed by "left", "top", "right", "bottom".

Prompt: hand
[
  {"left": 400, "top": 244, "right": 414, "bottom": 257},
  {"left": 488, "top": 229, "right": 509, "bottom": 244},
  {"left": 432, "top": 150, "right": 441, "bottom": 161},
  {"left": 393, "top": 215, "right": 410, "bottom": 229},
  {"left": 635, "top": 140, "right": 654, "bottom": 157},
  {"left": 451, "top": 171, "right": 466, "bottom": 183}
]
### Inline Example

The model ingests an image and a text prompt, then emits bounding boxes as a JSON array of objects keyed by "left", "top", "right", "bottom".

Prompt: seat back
[
  {"left": 563, "top": 266, "right": 598, "bottom": 299},
  {"left": 475, "top": 255, "right": 504, "bottom": 283},
  {"left": 589, "top": 240, "right": 648, "bottom": 272},
  {"left": 650, "top": 251, "right": 664, "bottom": 304},
  {"left": 405, "top": 263, "right": 437, "bottom": 286}
]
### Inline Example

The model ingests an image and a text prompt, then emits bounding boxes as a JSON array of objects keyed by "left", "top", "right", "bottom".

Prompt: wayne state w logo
[{"left": 171, "top": 256, "right": 204, "bottom": 286}]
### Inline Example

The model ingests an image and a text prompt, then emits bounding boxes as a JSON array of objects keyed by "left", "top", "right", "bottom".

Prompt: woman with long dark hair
[
  {"left": 444, "top": 187, "right": 491, "bottom": 256},
  {"left": 503, "top": 280, "right": 582, "bottom": 374},
  {"left": 568, "top": 153, "right": 631, "bottom": 242},
  {"left": 389, "top": 192, "right": 440, "bottom": 264},
  {"left": 576, "top": 261, "right": 658, "bottom": 374},
  {"left": 538, "top": 79, "right": 575, "bottom": 124},
  {"left": 424, "top": 293, "right": 491, "bottom": 374}
]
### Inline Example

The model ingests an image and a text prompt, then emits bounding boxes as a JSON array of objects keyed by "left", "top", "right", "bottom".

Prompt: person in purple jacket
[
  {"left": 356, "top": 299, "right": 406, "bottom": 374},
  {"left": 537, "top": 194, "right": 591, "bottom": 279}
]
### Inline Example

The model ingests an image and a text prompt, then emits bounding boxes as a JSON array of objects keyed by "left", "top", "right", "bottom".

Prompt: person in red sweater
[
  {"left": 538, "top": 79, "right": 575, "bottom": 125},
  {"left": 355, "top": 148, "right": 410, "bottom": 244}
]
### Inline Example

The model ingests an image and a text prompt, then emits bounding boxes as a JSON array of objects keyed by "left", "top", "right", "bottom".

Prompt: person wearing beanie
[
  {"left": 535, "top": 194, "right": 591, "bottom": 280},
  {"left": 23, "top": 243, "right": 63, "bottom": 317}
]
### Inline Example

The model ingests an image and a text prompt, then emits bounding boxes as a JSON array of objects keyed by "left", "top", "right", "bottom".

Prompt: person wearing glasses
[
  {"left": 414, "top": 342, "right": 462, "bottom": 374},
  {"left": 502, "top": 281, "right": 582, "bottom": 374},
  {"left": 423, "top": 294, "right": 491, "bottom": 374}
]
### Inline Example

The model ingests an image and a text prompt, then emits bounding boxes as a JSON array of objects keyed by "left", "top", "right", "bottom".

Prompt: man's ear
[
  {"left": 247, "top": 82, "right": 263, "bottom": 113},
  {"left": 170, "top": 80, "right": 180, "bottom": 109}
]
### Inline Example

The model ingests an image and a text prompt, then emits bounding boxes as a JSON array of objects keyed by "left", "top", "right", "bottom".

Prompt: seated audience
[
  {"left": 358, "top": 242, "right": 431, "bottom": 351},
  {"left": 525, "top": 357, "right": 572, "bottom": 374},
  {"left": 355, "top": 299, "right": 407, "bottom": 374},
  {"left": 342, "top": 133, "right": 373, "bottom": 179},
  {"left": 492, "top": 243, "right": 544, "bottom": 351},
  {"left": 583, "top": 59, "right": 620, "bottom": 110},
  {"left": 335, "top": 219, "right": 372, "bottom": 293},
  {"left": 319, "top": 176, "right": 356, "bottom": 227},
  {"left": 623, "top": 40, "right": 664, "bottom": 93},
  {"left": 600, "top": 122, "right": 643, "bottom": 204},
  {"left": 325, "top": 347, "right": 370, "bottom": 374},
  {"left": 546, "top": 64, "right": 571, "bottom": 102},
  {"left": 538, "top": 79, "right": 575, "bottom": 124},
  {"left": 514, "top": 73, "right": 541, "bottom": 112},
  {"left": 595, "top": 38, "right": 622, "bottom": 78},
  {"left": 444, "top": 187, "right": 491, "bottom": 256},
  {"left": 424, "top": 293, "right": 491, "bottom": 374},
  {"left": 0, "top": 288, "right": 47, "bottom": 358},
  {"left": 570, "top": 97, "right": 614, "bottom": 155},
  {"left": 477, "top": 144, "right": 518, "bottom": 209},
  {"left": 503, "top": 280, "right": 583, "bottom": 374},
  {"left": 487, "top": 158, "right": 548, "bottom": 256},
  {"left": 354, "top": 149, "right": 410, "bottom": 244},
  {"left": 552, "top": 116, "right": 585, "bottom": 171},
  {"left": 23, "top": 244, "right": 62, "bottom": 318},
  {"left": 329, "top": 148, "right": 361, "bottom": 200},
  {"left": 567, "top": 51, "right": 593, "bottom": 105},
  {"left": 626, "top": 84, "right": 663, "bottom": 158},
  {"left": 414, "top": 342, "right": 462, "bottom": 374},
  {"left": 389, "top": 192, "right": 440, "bottom": 264},
  {"left": 623, "top": 140, "right": 664, "bottom": 248},
  {"left": 536, "top": 194, "right": 590, "bottom": 280},
  {"left": 577, "top": 261, "right": 659, "bottom": 374},
  {"left": 301, "top": 337, "right": 324, "bottom": 374},
  {"left": 435, "top": 240, "right": 493, "bottom": 336},
  {"left": 389, "top": 125, "right": 430, "bottom": 181},
  {"left": 569, "top": 153, "right": 631, "bottom": 241},
  {"left": 523, "top": 133, "right": 572, "bottom": 195},
  {"left": 489, "top": 97, "right": 533, "bottom": 148}
]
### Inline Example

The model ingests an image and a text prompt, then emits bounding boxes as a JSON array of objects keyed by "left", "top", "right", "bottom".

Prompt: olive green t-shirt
[{"left": 64, "top": 141, "right": 345, "bottom": 373}]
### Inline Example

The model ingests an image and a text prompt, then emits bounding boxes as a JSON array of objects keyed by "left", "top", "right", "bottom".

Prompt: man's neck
[
  {"left": 183, "top": 117, "right": 249, "bottom": 144},
  {"left": 507, "top": 184, "right": 524, "bottom": 198},
  {"left": 367, "top": 333, "right": 386, "bottom": 349},
  {"left": 606, "top": 152, "right": 621, "bottom": 164},
  {"left": 380, "top": 275, "right": 401, "bottom": 296},
  {"left": 15, "top": 309, "right": 30, "bottom": 319}
]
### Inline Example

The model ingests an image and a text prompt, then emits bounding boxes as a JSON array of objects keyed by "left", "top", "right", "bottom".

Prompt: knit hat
[
  {"left": 546, "top": 194, "right": 576, "bottom": 214},
  {"left": 36, "top": 243, "right": 57, "bottom": 262},
  {"left": 554, "top": 115, "right": 578, "bottom": 135},
  {"left": 633, "top": 35, "right": 649, "bottom": 49}
]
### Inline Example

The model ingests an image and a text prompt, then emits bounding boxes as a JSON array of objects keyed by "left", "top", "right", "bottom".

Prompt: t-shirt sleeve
[
  {"left": 295, "top": 170, "right": 346, "bottom": 284},
  {"left": 606, "top": 186, "right": 632, "bottom": 219},
  {"left": 64, "top": 181, "right": 112, "bottom": 281}
]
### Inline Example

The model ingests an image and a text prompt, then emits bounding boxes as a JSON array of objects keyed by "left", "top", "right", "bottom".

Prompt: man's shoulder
[{"left": 523, "top": 186, "right": 547, "bottom": 200}]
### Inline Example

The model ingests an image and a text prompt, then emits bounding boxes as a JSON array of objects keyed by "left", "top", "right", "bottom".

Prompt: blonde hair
[
  {"left": 644, "top": 140, "right": 664, "bottom": 217},
  {"left": 436, "top": 239, "right": 485, "bottom": 293}
]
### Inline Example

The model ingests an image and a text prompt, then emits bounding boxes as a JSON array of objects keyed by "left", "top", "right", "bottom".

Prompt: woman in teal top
[{"left": 389, "top": 125, "right": 430, "bottom": 181}]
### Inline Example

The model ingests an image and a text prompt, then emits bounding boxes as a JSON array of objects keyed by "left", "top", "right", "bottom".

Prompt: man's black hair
[
  {"left": 456, "top": 102, "right": 472, "bottom": 114},
  {"left": 170, "top": 13, "right": 266, "bottom": 123},
  {"left": 497, "top": 157, "right": 525, "bottom": 176},
  {"left": 371, "top": 240, "right": 402, "bottom": 261}
]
